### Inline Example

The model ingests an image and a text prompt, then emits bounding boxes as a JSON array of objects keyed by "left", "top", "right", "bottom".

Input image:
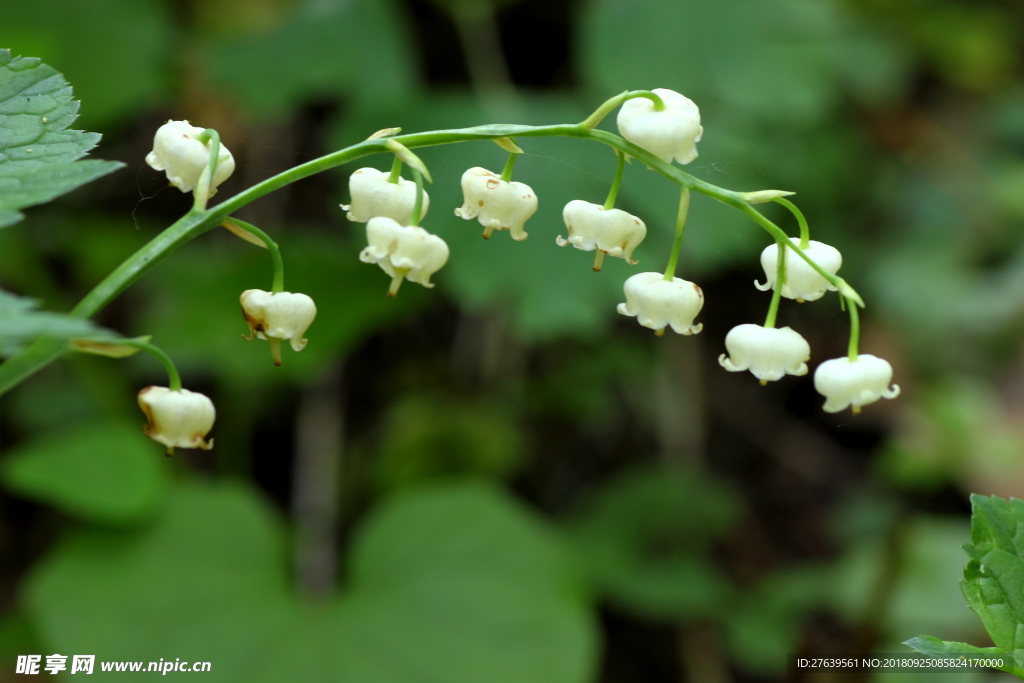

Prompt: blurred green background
[{"left": 2, "top": 0, "right": 1024, "bottom": 680}]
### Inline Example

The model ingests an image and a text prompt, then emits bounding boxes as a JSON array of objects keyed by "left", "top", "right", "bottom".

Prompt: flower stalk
[
  {"left": 223, "top": 218, "right": 285, "bottom": 294},
  {"left": 663, "top": 187, "right": 691, "bottom": 281},
  {"left": 0, "top": 117, "right": 850, "bottom": 396}
]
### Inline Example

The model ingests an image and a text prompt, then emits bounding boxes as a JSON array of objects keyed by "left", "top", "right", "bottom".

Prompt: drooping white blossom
[
  {"left": 557, "top": 200, "right": 646, "bottom": 269},
  {"left": 240, "top": 289, "right": 317, "bottom": 366},
  {"left": 359, "top": 216, "right": 449, "bottom": 296},
  {"left": 814, "top": 354, "right": 900, "bottom": 413},
  {"left": 718, "top": 324, "right": 811, "bottom": 383},
  {"left": 341, "top": 167, "right": 430, "bottom": 226},
  {"left": 755, "top": 238, "right": 842, "bottom": 302},
  {"left": 454, "top": 167, "right": 538, "bottom": 241},
  {"left": 145, "top": 120, "right": 235, "bottom": 194},
  {"left": 616, "top": 271, "right": 704, "bottom": 335},
  {"left": 138, "top": 386, "right": 215, "bottom": 454},
  {"left": 616, "top": 89, "right": 703, "bottom": 165}
]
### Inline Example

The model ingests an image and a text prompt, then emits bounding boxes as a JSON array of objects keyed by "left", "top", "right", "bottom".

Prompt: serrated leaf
[
  {"left": 904, "top": 636, "right": 1015, "bottom": 675},
  {"left": 0, "top": 288, "right": 99, "bottom": 357},
  {"left": 911, "top": 495, "right": 1024, "bottom": 678},
  {"left": 0, "top": 49, "right": 123, "bottom": 227},
  {"left": 2, "top": 0, "right": 173, "bottom": 126}
]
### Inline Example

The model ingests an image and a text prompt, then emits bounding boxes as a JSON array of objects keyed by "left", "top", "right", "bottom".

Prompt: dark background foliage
[{"left": 2, "top": 0, "right": 1024, "bottom": 680}]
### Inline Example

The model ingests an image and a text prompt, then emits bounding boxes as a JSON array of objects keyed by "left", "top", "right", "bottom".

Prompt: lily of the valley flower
[
  {"left": 145, "top": 120, "right": 235, "bottom": 194},
  {"left": 341, "top": 167, "right": 430, "bottom": 226},
  {"left": 719, "top": 324, "right": 810, "bottom": 384},
  {"left": 138, "top": 386, "right": 215, "bottom": 455},
  {"left": 557, "top": 200, "right": 647, "bottom": 270},
  {"left": 814, "top": 354, "right": 900, "bottom": 414},
  {"left": 617, "top": 271, "right": 704, "bottom": 335},
  {"left": 359, "top": 216, "right": 449, "bottom": 296},
  {"left": 617, "top": 89, "right": 703, "bottom": 165},
  {"left": 240, "top": 289, "right": 317, "bottom": 366},
  {"left": 755, "top": 238, "right": 842, "bottom": 302},
  {"left": 454, "top": 167, "right": 538, "bottom": 240}
]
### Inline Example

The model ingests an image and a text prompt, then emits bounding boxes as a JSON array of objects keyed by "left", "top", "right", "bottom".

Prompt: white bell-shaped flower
[
  {"left": 616, "top": 89, "right": 703, "bottom": 165},
  {"left": 240, "top": 289, "right": 317, "bottom": 366},
  {"left": 719, "top": 324, "right": 810, "bottom": 384},
  {"left": 814, "top": 354, "right": 901, "bottom": 414},
  {"left": 756, "top": 238, "right": 842, "bottom": 302},
  {"left": 557, "top": 200, "right": 647, "bottom": 270},
  {"left": 454, "top": 167, "right": 538, "bottom": 241},
  {"left": 138, "top": 386, "right": 215, "bottom": 455},
  {"left": 145, "top": 120, "right": 235, "bottom": 194},
  {"left": 359, "top": 216, "right": 449, "bottom": 296},
  {"left": 340, "top": 167, "right": 430, "bottom": 226},
  {"left": 616, "top": 271, "right": 704, "bottom": 335}
]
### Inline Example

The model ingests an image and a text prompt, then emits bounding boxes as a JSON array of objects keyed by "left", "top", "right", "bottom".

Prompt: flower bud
[
  {"left": 341, "top": 167, "right": 430, "bottom": 226},
  {"left": 616, "top": 89, "right": 703, "bottom": 165},
  {"left": 359, "top": 216, "right": 449, "bottom": 296},
  {"left": 814, "top": 354, "right": 901, "bottom": 414},
  {"left": 138, "top": 386, "right": 215, "bottom": 455},
  {"left": 742, "top": 190, "right": 795, "bottom": 204},
  {"left": 718, "top": 324, "right": 810, "bottom": 383},
  {"left": 755, "top": 238, "right": 842, "bottom": 302},
  {"left": 240, "top": 290, "right": 317, "bottom": 366},
  {"left": 616, "top": 271, "right": 704, "bottom": 336},
  {"left": 557, "top": 200, "right": 647, "bottom": 269},
  {"left": 454, "top": 167, "right": 538, "bottom": 241},
  {"left": 145, "top": 121, "right": 235, "bottom": 194}
]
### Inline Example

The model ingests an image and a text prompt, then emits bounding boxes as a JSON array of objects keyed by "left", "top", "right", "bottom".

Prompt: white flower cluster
[{"left": 717, "top": 231, "right": 898, "bottom": 414}]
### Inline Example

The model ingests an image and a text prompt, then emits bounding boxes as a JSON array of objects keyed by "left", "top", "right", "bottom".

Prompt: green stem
[
  {"left": 663, "top": 187, "right": 691, "bottom": 280},
  {"left": 763, "top": 239, "right": 787, "bottom": 328},
  {"left": 773, "top": 197, "right": 810, "bottom": 249},
  {"left": 603, "top": 150, "right": 626, "bottom": 211},
  {"left": 499, "top": 152, "right": 517, "bottom": 182},
  {"left": 118, "top": 339, "right": 182, "bottom": 391},
  {"left": 193, "top": 129, "right": 221, "bottom": 213},
  {"left": 387, "top": 155, "right": 402, "bottom": 184},
  {"left": 738, "top": 203, "right": 854, "bottom": 298},
  {"left": 579, "top": 90, "right": 666, "bottom": 130},
  {"left": 0, "top": 121, "right": 806, "bottom": 397},
  {"left": 410, "top": 169, "right": 425, "bottom": 226},
  {"left": 847, "top": 297, "right": 860, "bottom": 361},
  {"left": 223, "top": 218, "right": 285, "bottom": 293}
]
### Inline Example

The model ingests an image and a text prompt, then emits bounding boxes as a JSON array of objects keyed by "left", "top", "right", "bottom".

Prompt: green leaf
[
  {"left": 24, "top": 480, "right": 597, "bottom": 682},
  {"left": 580, "top": 0, "right": 906, "bottom": 123},
  {"left": 1, "top": 421, "right": 170, "bottom": 524},
  {"left": 565, "top": 465, "right": 739, "bottom": 620},
  {"left": 904, "top": 636, "right": 1015, "bottom": 675},
  {"left": 0, "top": 288, "right": 98, "bottom": 357},
  {"left": 0, "top": 50, "right": 123, "bottom": 227},
  {"left": 909, "top": 495, "right": 1024, "bottom": 678},
  {"left": 206, "top": 0, "right": 416, "bottom": 121},
  {"left": 1, "top": 0, "right": 172, "bottom": 126}
]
